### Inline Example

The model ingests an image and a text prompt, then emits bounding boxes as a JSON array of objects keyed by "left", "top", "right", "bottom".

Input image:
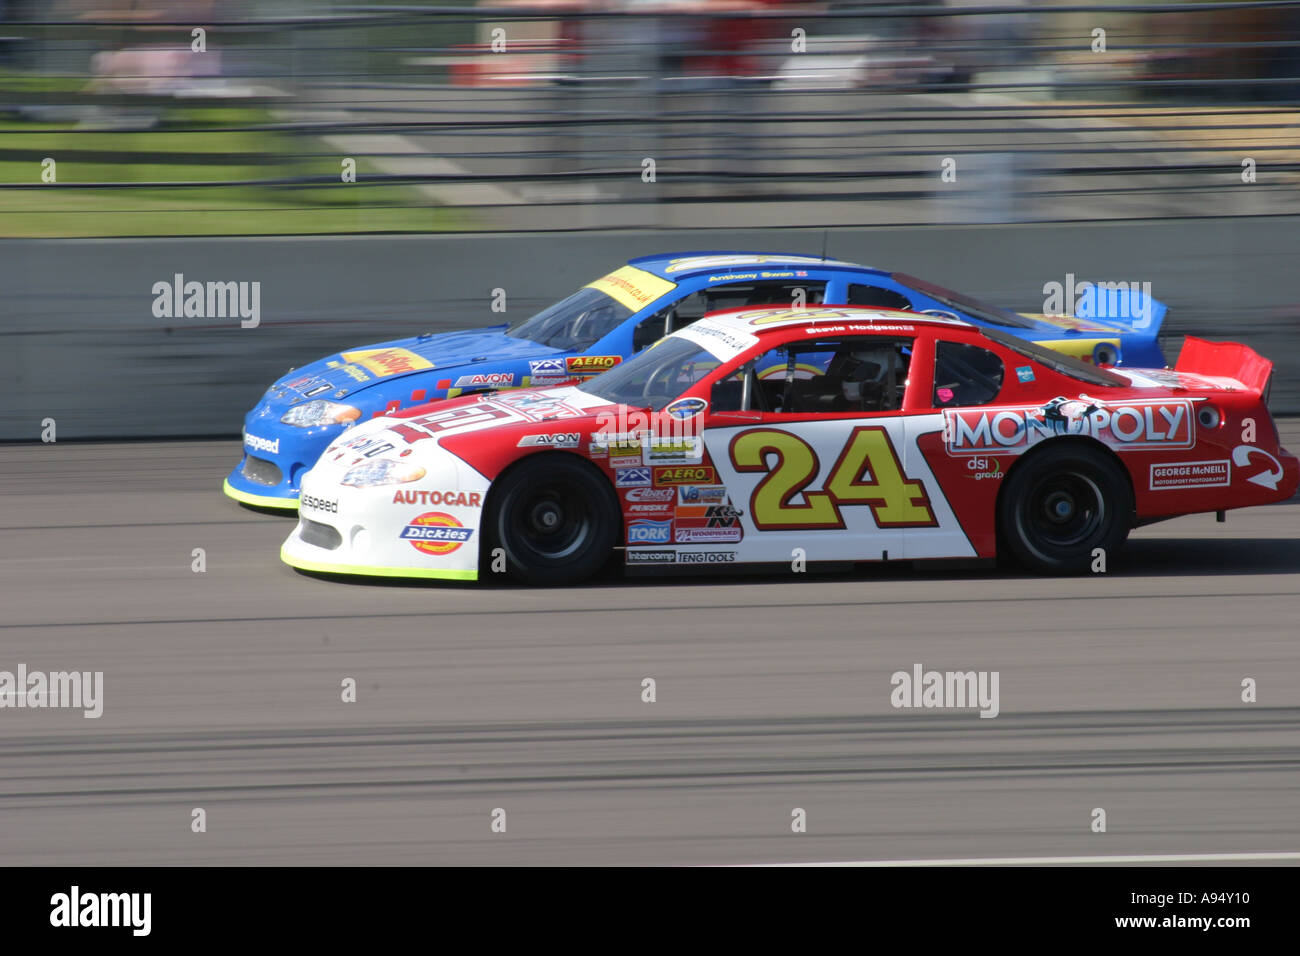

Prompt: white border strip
[{"left": 750, "top": 851, "right": 1300, "bottom": 867}]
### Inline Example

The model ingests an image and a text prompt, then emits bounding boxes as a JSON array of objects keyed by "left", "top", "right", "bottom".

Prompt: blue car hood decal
[{"left": 264, "top": 326, "right": 560, "bottom": 407}]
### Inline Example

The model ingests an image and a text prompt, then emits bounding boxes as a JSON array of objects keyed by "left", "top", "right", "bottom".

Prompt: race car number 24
[{"left": 729, "top": 426, "right": 937, "bottom": 530}]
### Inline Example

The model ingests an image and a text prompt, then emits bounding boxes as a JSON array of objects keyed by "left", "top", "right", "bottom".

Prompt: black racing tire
[
  {"left": 486, "top": 455, "right": 620, "bottom": 586},
  {"left": 997, "top": 443, "right": 1133, "bottom": 575}
]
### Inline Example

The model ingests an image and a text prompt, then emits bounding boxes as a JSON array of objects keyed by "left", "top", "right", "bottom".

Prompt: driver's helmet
[{"left": 831, "top": 347, "right": 896, "bottom": 404}]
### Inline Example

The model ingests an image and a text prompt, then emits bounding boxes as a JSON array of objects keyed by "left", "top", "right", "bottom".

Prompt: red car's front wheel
[{"left": 486, "top": 455, "right": 620, "bottom": 586}]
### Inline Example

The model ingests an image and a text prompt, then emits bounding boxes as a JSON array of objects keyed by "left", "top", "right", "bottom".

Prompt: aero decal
[
  {"left": 729, "top": 426, "right": 937, "bottom": 531},
  {"left": 566, "top": 355, "right": 621, "bottom": 376}
]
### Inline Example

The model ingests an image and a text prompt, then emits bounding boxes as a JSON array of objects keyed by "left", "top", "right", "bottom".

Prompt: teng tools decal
[{"left": 944, "top": 397, "right": 1194, "bottom": 455}]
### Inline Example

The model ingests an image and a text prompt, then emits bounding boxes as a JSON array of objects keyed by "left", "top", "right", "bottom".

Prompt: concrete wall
[{"left": 2, "top": 219, "right": 1297, "bottom": 440}]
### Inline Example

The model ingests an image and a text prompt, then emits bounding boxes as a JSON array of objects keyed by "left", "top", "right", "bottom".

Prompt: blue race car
[{"left": 224, "top": 251, "right": 1168, "bottom": 509}]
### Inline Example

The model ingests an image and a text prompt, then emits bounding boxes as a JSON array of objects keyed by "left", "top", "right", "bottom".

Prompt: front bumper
[
  {"left": 224, "top": 413, "right": 356, "bottom": 509},
  {"left": 223, "top": 474, "right": 299, "bottom": 510},
  {"left": 279, "top": 463, "right": 488, "bottom": 581}
]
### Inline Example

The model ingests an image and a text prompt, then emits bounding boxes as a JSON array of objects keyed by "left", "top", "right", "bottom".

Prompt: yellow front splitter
[
  {"left": 222, "top": 478, "right": 300, "bottom": 511},
  {"left": 280, "top": 544, "right": 478, "bottom": 582}
]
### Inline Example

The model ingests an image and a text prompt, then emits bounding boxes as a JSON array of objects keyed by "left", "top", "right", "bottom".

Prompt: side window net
[{"left": 933, "top": 341, "right": 1005, "bottom": 407}]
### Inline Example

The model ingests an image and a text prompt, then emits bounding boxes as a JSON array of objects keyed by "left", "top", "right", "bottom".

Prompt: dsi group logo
[{"left": 400, "top": 511, "right": 474, "bottom": 555}]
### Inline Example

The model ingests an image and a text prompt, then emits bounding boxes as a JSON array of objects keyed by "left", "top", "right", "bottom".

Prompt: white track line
[{"left": 751, "top": 851, "right": 1300, "bottom": 867}]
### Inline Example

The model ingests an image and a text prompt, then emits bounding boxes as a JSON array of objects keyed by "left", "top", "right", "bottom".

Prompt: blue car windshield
[
  {"left": 506, "top": 287, "right": 635, "bottom": 350},
  {"left": 579, "top": 337, "right": 721, "bottom": 411}
]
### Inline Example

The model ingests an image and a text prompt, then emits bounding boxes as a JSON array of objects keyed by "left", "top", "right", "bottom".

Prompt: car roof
[
  {"left": 693, "top": 304, "right": 977, "bottom": 336},
  {"left": 627, "top": 251, "right": 888, "bottom": 280}
]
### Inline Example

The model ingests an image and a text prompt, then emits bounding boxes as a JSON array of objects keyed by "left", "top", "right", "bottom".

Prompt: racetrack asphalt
[{"left": 1, "top": 425, "right": 1298, "bottom": 866}]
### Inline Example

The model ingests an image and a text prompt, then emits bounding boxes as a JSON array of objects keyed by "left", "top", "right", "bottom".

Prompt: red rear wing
[{"left": 1175, "top": 336, "right": 1273, "bottom": 395}]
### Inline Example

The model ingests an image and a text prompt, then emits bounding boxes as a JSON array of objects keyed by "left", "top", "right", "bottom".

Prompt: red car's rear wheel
[{"left": 998, "top": 443, "right": 1133, "bottom": 574}]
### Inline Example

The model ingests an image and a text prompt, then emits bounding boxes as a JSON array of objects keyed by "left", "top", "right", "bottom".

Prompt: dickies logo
[{"left": 400, "top": 511, "right": 474, "bottom": 555}]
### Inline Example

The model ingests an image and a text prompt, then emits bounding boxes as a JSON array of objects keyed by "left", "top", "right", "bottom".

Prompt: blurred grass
[{"left": 0, "top": 100, "right": 472, "bottom": 237}]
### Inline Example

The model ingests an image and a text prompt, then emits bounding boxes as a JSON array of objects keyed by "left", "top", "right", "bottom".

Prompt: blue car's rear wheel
[{"left": 487, "top": 455, "right": 620, "bottom": 585}]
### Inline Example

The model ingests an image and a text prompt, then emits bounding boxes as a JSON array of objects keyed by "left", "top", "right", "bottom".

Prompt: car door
[
  {"left": 900, "top": 335, "right": 1006, "bottom": 560},
  {"left": 701, "top": 332, "right": 929, "bottom": 565}
]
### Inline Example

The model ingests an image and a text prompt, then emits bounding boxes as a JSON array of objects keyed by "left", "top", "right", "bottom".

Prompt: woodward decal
[
  {"left": 674, "top": 526, "right": 742, "bottom": 543},
  {"left": 944, "top": 398, "right": 1194, "bottom": 455}
]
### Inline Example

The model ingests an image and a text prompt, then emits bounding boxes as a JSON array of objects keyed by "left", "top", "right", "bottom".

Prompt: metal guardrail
[{"left": 1, "top": 2, "right": 1298, "bottom": 233}]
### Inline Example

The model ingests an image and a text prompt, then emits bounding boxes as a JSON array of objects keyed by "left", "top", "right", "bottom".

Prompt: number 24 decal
[{"left": 729, "top": 427, "right": 937, "bottom": 530}]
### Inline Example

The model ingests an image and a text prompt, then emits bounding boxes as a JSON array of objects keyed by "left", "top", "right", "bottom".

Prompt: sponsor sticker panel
[
  {"left": 340, "top": 347, "right": 433, "bottom": 377},
  {"left": 654, "top": 465, "right": 717, "bottom": 486},
  {"left": 1149, "top": 460, "right": 1231, "bottom": 490},
  {"left": 517, "top": 432, "right": 581, "bottom": 449},
  {"left": 245, "top": 432, "right": 280, "bottom": 455},
  {"left": 944, "top": 398, "right": 1194, "bottom": 455},
  {"left": 401, "top": 511, "right": 474, "bottom": 556},
  {"left": 616, "top": 467, "right": 652, "bottom": 487},
  {"left": 627, "top": 519, "right": 672, "bottom": 545}
]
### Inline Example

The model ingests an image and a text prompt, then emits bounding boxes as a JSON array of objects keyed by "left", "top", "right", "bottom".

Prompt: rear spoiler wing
[
  {"left": 1175, "top": 336, "right": 1273, "bottom": 396},
  {"left": 1074, "top": 285, "right": 1168, "bottom": 335}
]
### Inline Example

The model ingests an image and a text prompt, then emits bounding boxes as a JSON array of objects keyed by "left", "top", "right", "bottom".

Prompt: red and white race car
[{"left": 281, "top": 306, "right": 1298, "bottom": 583}]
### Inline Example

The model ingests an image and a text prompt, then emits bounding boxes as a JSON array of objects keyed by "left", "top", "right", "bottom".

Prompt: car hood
[
  {"left": 311, "top": 385, "right": 618, "bottom": 474},
  {"left": 263, "top": 325, "right": 559, "bottom": 408}
]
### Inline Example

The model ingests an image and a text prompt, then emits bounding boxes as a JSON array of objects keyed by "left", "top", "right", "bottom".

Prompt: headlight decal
[
  {"left": 341, "top": 459, "right": 427, "bottom": 487},
  {"left": 280, "top": 400, "right": 362, "bottom": 428}
]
